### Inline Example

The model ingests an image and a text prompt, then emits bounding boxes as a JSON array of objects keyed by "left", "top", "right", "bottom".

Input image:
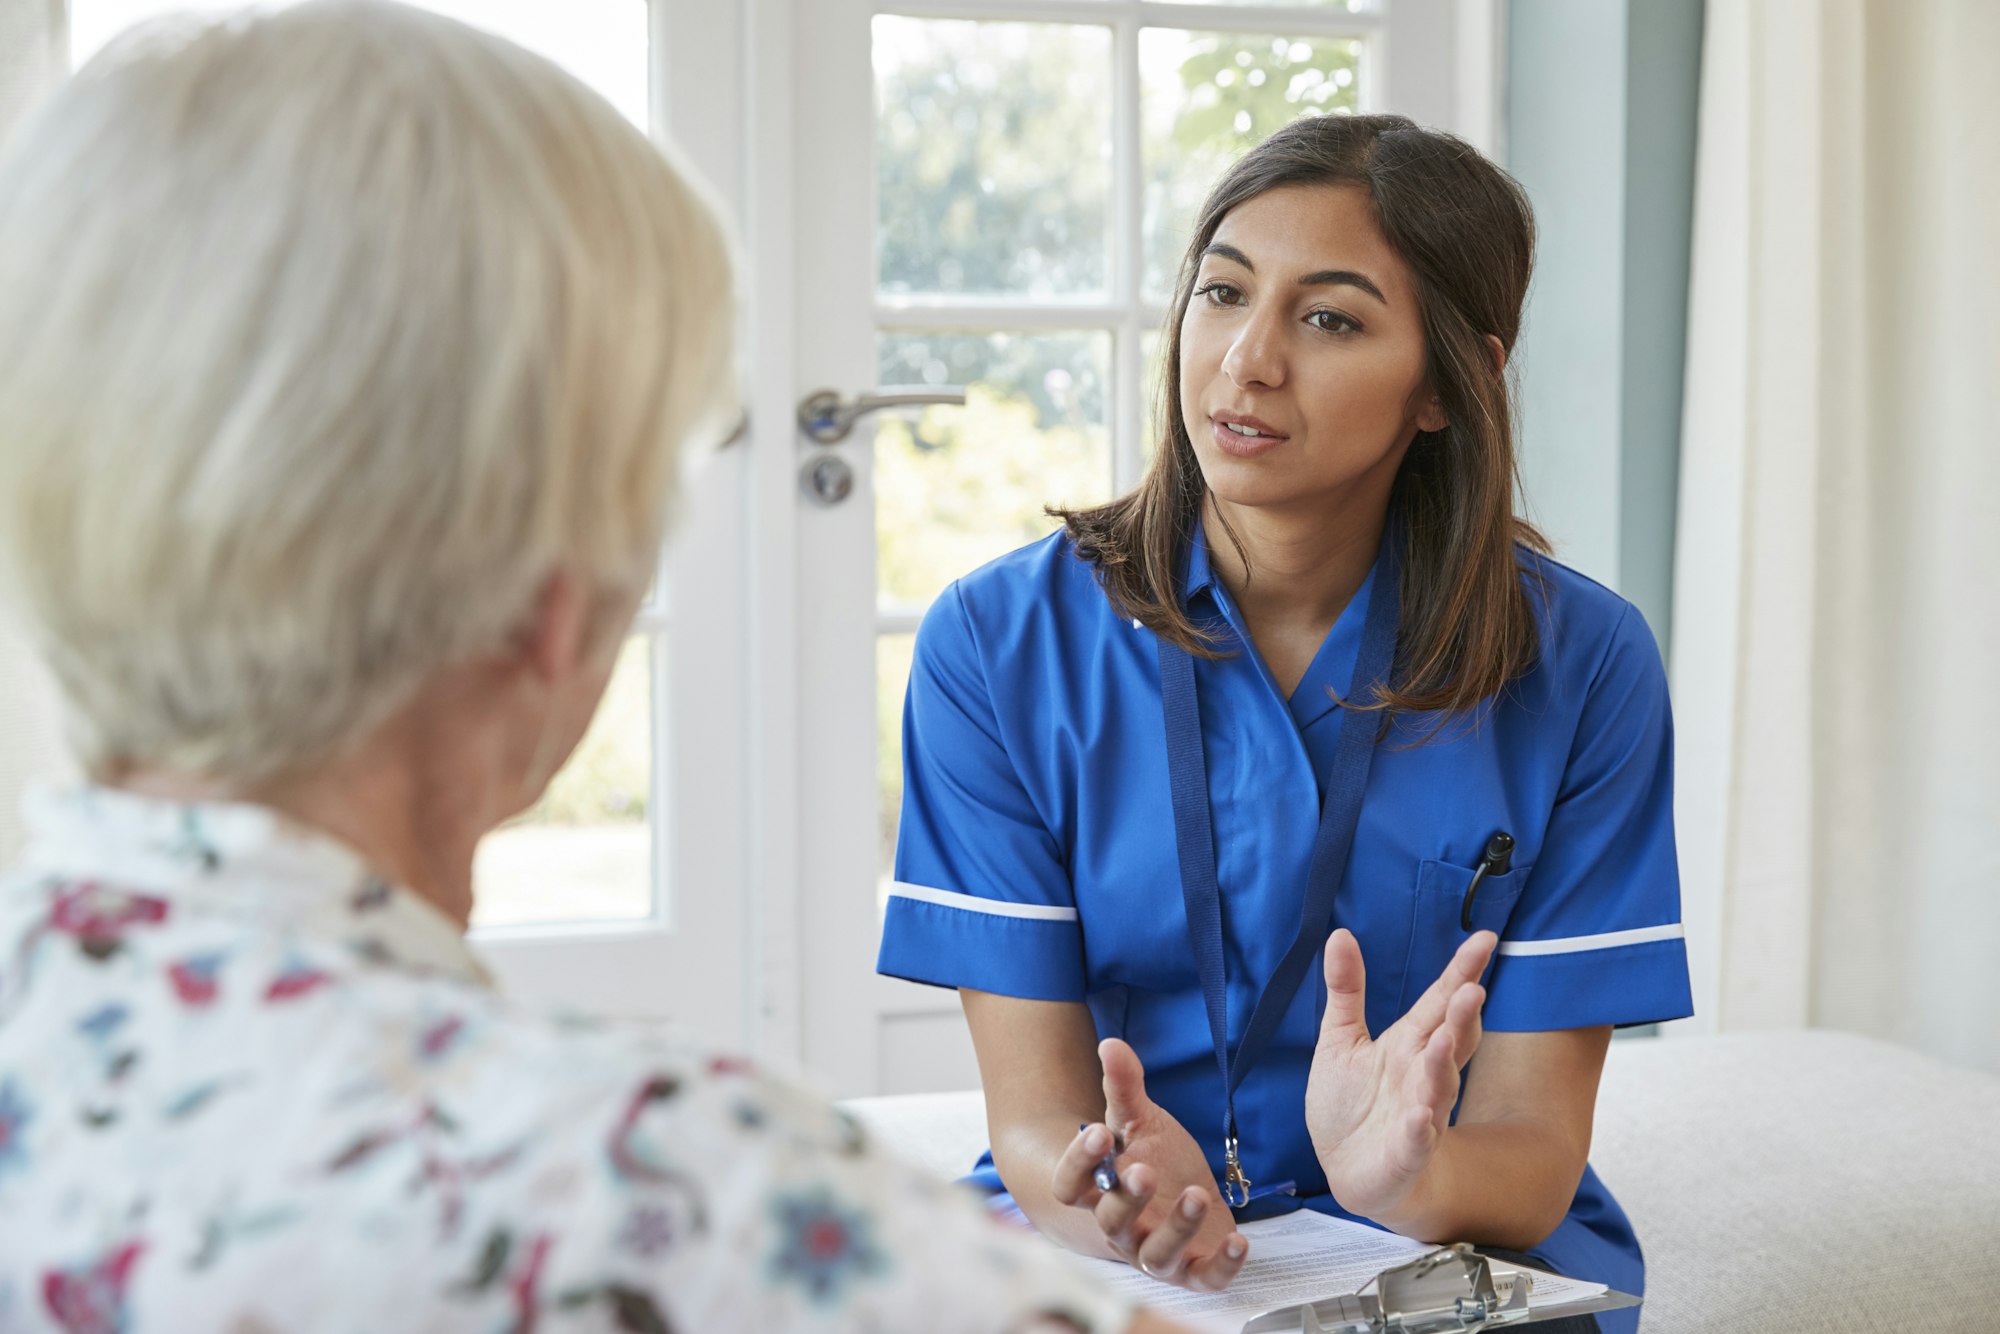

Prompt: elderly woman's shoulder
[
  {"left": 308, "top": 973, "right": 1131, "bottom": 1333},
  {"left": 340, "top": 971, "right": 871, "bottom": 1171}
]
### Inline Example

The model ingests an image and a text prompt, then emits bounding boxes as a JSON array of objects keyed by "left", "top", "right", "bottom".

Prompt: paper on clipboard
[{"left": 1066, "top": 1212, "right": 1609, "bottom": 1334}]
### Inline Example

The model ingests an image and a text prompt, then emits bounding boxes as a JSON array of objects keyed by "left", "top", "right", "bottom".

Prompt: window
[
  {"left": 70, "top": 0, "right": 649, "bottom": 128},
  {"left": 68, "top": 0, "right": 664, "bottom": 931},
  {"left": 870, "top": 0, "right": 1384, "bottom": 892}
]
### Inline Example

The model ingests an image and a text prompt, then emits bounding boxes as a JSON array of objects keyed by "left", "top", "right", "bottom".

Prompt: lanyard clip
[{"left": 1222, "top": 1135, "right": 1253, "bottom": 1209}]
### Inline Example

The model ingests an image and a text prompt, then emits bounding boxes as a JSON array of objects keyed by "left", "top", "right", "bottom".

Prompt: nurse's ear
[
  {"left": 1415, "top": 393, "right": 1449, "bottom": 434},
  {"left": 1412, "top": 336, "right": 1506, "bottom": 435}
]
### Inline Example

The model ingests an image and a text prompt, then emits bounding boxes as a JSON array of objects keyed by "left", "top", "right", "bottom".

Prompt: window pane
[
  {"left": 70, "top": 1, "right": 650, "bottom": 129},
  {"left": 876, "top": 631, "right": 917, "bottom": 910},
  {"left": 1150, "top": 0, "right": 1373, "bottom": 9},
  {"left": 473, "top": 635, "right": 653, "bottom": 927},
  {"left": 875, "top": 17, "right": 1112, "bottom": 299},
  {"left": 876, "top": 330, "right": 1114, "bottom": 608},
  {"left": 1140, "top": 30, "right": 1363, "bottom": 300},
  {"left": 1142, "top": 327, "right": 1167, "bottom": 460}
]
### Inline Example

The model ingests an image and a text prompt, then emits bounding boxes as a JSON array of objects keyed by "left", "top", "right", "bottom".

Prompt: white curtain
[
  {"left": 2, "top": 3, "right": 58, "bottom": 130},
  {"left": 1672, "top": 0, "right": 2000, "bottom": 1073},
  {"left": 0, "top": 0, "right": 73, "bottom": 858}
]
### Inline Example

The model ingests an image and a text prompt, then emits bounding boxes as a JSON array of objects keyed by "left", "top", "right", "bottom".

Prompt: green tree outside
[
  {"left": 510, "top": 20, "right": 1371, "bottom": 879},
  {"left": 871, "top": 25, "right": 1366, "bottom": 871}
]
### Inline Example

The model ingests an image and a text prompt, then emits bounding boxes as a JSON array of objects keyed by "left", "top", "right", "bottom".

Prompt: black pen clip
[{"left": 1459, "top": 831, "right": 1515, "bottom": 932}]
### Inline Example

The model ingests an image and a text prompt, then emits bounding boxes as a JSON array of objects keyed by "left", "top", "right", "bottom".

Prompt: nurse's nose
[{"left": 1221, "top": 307, "right": 1287, "bottom": 391}]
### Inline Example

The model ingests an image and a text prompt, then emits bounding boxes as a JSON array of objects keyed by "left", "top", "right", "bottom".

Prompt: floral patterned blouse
[{"left": 0, "top": 786, "right": 1133, "bottom": 1334}]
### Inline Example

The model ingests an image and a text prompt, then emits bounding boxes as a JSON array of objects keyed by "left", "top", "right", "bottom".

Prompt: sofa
[{"left": 842, "top": 1031, "right": 2000, "bottom": 1331}]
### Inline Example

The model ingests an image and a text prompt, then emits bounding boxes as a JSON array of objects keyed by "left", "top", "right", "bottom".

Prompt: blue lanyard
[{"left": 1155, "top": 526, "right": 1403, "bottom": 1209}]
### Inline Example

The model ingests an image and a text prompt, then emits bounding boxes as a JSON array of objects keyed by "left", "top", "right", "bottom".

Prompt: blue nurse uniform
[{"left": 876, "top": 526, "right": 1693, "bottom": 1332}]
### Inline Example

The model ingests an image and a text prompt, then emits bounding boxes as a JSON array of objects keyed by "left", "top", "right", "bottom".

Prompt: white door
[
  {"left": 787, "top": 0, "right": 1504, "bottom": 1098},
  {"left": 62, "top": 0, "right": 761, "bottom": 1050}
]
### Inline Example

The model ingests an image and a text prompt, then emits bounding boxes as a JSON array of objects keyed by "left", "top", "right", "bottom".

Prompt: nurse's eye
[
  {"left": 1307, "top": 308, "right": 1363, "bottom": 335},
  {"left": 1194, "top": 281, "right": 1246, "bottom": 308}
]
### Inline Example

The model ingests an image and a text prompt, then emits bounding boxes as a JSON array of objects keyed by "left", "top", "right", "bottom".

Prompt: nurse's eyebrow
[
  {"left": 1300, "top": 268, "right": 1388, "bottom": 306},
  {"left": 1198, "top": 243, "right": 1389, "bottom": 306}
]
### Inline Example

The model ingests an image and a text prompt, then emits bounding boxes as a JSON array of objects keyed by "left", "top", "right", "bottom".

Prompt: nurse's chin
[{"left": 1195, "top": 459, "right": 1334, "bottom": 512}]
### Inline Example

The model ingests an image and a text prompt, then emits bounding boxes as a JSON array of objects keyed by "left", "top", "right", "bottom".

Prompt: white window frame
[
  {"left": 771, "top": 0, "right": 1506, "bottom": 1094},
  {"left": 51, "top": 0, "right": 768, "bottom": 1048},
  {"left": 868, "top": 0, "right": 1499, "bottom": 649},
  {"left": 49, "top": 0, "right": 1503, "bottom": 1079},
  {"left": 471, "top": 0, "right": 766, "bottom": 1041}
]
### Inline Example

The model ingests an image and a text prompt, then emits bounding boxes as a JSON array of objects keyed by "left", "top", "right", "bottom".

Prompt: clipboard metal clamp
[{"left": 1242, "top": 1243, "right": 1534, "bottom": 1334}]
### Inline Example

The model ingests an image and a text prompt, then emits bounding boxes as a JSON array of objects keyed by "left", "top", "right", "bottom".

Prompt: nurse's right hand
[{"left": 1051, "top": 1038, "right": 1250, "bottom": 1292}]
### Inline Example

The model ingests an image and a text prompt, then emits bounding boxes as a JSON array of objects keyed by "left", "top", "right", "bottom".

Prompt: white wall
[{"left": 0, "top": 0, "right": 77, "bottom": 858}]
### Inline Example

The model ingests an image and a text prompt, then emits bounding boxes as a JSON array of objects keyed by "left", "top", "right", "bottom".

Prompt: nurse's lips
[{"left": 1209, "top": 410, "right": 1288, "bottom": 458}]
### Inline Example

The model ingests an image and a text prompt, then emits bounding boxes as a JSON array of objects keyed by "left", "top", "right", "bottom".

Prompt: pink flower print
[
  {"left": 263, "top": 959, "right": 335, "bottom": 1002},
  {"left": 0, "top": 1078, "right": 32, "bottom": 1181},
  {"left": 167, "top": 953, "right": 224, "bottom": 1006},
  {"left": 48, "top": 883, "right": 168, "bottom": 960},
  {"left": 418, "top": 1141, "right": 525, "bottom": 1241},
  {"left": 417, "top": 1014, "right": 467, "bottom": 1063},
  {"left": 617, "top": 1204, "right": 676, "bottom": 1259},
  {"left": 41, "top": 1240, "right": 144, "bottom": 1334},
  {"left": 507, "top": 1234, "right": 552, "bottom": 1334},
  {"left": 606, "top": 1076, "right": 684, "bottom": 1185},
  {"left": 324, "top": 1103, "right": 518, "bottom": 1240}
]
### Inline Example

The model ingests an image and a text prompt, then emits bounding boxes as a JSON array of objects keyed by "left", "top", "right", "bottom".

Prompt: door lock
[{"left": 800, "top": 454, "right": 855, "bottom": 507}]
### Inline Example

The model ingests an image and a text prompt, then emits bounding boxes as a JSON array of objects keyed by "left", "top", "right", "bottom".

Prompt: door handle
[{"left": 796, "top": 385, "right": 968, "bottom": 444}]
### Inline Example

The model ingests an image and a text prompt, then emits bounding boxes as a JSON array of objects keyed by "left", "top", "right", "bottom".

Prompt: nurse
[{"left": 877, "top": 113, "right": 1691, "bottom": 1332}]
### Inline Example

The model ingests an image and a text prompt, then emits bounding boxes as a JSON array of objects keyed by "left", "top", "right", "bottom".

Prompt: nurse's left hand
[
  {"left": 1304, "top": 929, "right": 1494, "bottom": 1224},
  {"left": 1051, "top": 1039, "right": 1250, "bottom": 1291}
]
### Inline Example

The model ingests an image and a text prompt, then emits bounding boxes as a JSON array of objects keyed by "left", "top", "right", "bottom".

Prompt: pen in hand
[{"left": 1080, "top": 1122, "right": 1120, "bottom": 1193}]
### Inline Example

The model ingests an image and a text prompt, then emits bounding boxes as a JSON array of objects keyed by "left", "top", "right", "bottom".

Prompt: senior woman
[{"left": 0, "top": 4, "right": 1202, "bottom": 1330}]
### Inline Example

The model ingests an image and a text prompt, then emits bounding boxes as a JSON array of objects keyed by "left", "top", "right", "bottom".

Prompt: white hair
[{"left": 0, "top": 0, "right": 737, "bottom": 782}]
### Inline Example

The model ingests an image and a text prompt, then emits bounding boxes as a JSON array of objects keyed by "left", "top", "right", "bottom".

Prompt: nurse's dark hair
[{"left": 1056, "top": 113, "right": 1550, "bottom": 721}]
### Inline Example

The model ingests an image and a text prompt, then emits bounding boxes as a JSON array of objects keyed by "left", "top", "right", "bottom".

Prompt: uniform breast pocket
[{"left": 1395, "top": 858, "right": 1532, "bottom": 1013}]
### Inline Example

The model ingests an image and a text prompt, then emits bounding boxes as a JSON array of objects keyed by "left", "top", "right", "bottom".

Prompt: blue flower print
[
  {"left": 0, "top": 1078, "right": 31, "bottom": 1180},
  {"left": 75, "top": 1004, "right": 130, "bottom": 1043},
  {"left": 170, "top": 809, "right": 221, "bottom": 873},
  {"left": 767, "top": 1186, "right": 887, "bottom": 1306}
]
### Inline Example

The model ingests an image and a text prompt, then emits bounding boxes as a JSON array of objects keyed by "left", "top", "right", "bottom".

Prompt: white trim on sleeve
[
  {"left": 887, "top": 881, "right": 1080, "bottom": 923},
  {"left": 1495, "top": 922, "right": 1684, "bottom": 957}
]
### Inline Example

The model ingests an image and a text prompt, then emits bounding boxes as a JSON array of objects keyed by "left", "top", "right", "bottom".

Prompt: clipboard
[{"left": 1240, "top": 1243, "right": 1639, "bottom": 1333}]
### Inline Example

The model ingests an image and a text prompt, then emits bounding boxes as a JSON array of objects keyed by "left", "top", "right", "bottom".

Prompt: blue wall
[{"left": 1506, "top": 0, "right": 1704, "bottom": 653}]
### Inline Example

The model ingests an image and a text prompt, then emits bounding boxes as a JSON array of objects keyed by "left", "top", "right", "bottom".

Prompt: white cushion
[
  {"left": 842, "top": 1031, "right": 2000, "bottom": 1332},
  {"left": 1591, "top": 1031, "right": 2000, "bottom": 1331}
]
